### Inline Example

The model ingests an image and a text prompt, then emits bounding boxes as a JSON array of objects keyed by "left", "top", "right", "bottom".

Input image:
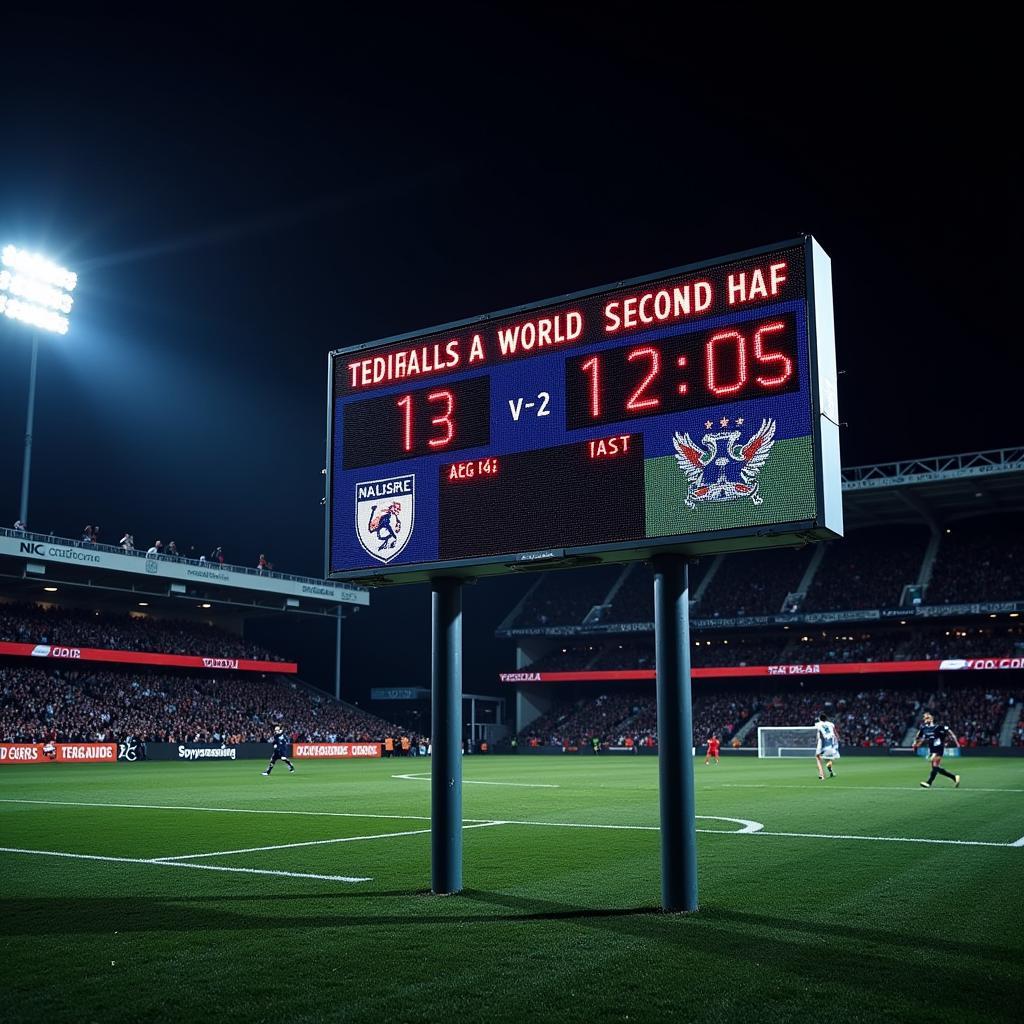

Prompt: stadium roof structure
[
  {"left": 0, "top": 527, "right": 368, "bottom": 618},
  {"left": 841, "top": 446, "right": 1024, "bottom": 529}
]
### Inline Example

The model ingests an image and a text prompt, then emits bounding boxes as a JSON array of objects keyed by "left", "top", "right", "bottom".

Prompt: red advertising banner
[
  {"left": 0, "top": 742, "right": 117, "bottom": 764},
  {"left": 499, "top": 657, "right": 1024, "bottom": 684},
  {"left": 291, "top": 742, "right": 381, "bottom": 759},
  {"left": 0, "top": 640, "right": 297, "bottom": 674}
]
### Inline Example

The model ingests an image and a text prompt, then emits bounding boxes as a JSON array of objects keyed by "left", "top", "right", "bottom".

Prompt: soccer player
[
  {"left": 704, "top": 735, "right": 720, "bottom": 765},
  {"left": 261, "top": 725, "right": 296, "bottom": 776},
  {"left": 814, "top": 712, "right": 840, "bottom": 780},
  {"left": 912, "top": 712, "right": 961, "bottom": 788}
]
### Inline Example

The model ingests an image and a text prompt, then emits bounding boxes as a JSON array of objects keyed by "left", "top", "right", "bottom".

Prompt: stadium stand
[
  {"left": 925, "top": 515, "right": 1024, "bottom": 604},
  {"left": 696, "top": 546, "right": 815, "bottom": 618},
  {"left": 800, "top": 525, "right": 931, "bottom": 611},
  {"left": 511, "top": 565, "right": 623, "bottom": 627},
  {"left": 0, "top": 664, "right": 408, "bottom": 744},
  {"left": 0, "top": 602, "right": 285, "bottom": 661}
]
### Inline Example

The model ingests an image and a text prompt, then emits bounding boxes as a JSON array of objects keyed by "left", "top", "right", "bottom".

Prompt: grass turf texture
[{"left": 1, "top": 756, "right": 1021, "bottom": 1023}]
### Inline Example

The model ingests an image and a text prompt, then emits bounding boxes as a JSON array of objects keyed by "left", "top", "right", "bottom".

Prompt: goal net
[{"left": 758, "top": 726, "right": 819, "bottom": 758}]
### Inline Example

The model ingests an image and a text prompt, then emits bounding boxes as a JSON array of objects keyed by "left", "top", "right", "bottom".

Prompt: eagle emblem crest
[{"left": 673, "top": 418, "right": 776, "bottom": 509}]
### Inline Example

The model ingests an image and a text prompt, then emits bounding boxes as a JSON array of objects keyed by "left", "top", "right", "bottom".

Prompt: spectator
[
  {"left": 146, "top": 540, "right": 163, "bottom": 556},
  {"left": 13, "top": 519, "right": 26, "bottom": 531},
  {"left": 119, "top": 533, "right": 135, "bottom": 551},
  {"left": 166, "top": 541, "right": 179, "bottom": 557},
  {"left": 211, "top": 546, "right": 225, "bottom": 564},
  {"left": 257, "top": 553, "right": 270, "bottom": 573},
  {"left": 82, "top": 525, "right": 95, "bottom": 545}
]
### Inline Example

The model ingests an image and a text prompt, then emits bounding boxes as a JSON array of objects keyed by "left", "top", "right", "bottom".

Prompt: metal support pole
[
  {"left": 430, "top": 577, "right": 463, "bottom": 894},
  {"left": 19, "top": 332, "right": 39, "bottom": 527},
  {"left": 334, "top": 607, "right": 343, "bottom": 701},
  {"left": 470, "top": 697, "right": 476, "bottom": 750},
  {"left": 652, "top": 555, "right": 698, "bottom": 913}
]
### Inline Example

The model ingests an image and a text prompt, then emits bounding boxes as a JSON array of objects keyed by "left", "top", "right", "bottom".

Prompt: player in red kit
[{"left": 704, "top": 735, "right": 720, "bottom": 765}]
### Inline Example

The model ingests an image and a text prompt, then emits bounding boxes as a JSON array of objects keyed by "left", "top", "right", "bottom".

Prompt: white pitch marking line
[
  {"left": 718, "top": 784, "right": 1024, "bottom": 794},
  {"left": 154, "top": 821, "right": 505, "bottom": 861},
  {"left": 0, "top": 797, "right": 481, "bottom": 823},
  {"left": 0, "top": 846, "right": 371, "bottom": 882},
  {"left": 491, "top": 815, "right": 763, "bottom": 834},
  {"left": 392, "top": 772, "right": 559, "bottom": 788},
  {"left": 1011, "top": 835, "right": 1024, "bottom": 848},
  {"left": 750, "top": 830, "right": 1015, "bottom": 849}
]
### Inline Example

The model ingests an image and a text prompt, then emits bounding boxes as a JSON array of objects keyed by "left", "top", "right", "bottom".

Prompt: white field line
[
  {"left": 0, "top": 797, "right": 476, "bottom": 823},
  {"left": 392, "top": 772, "right": 559, "bottom": 788},
  {"left": 3, "top": 797, "right": 1017, "bottom": 849},
  {"left": 495, "top": 819, "right": 1018, "bottom": 848},
  {"left": 487, "top": 815, "right": 764, "bottom": 835},
  {"left": 155, "top": 821, "right": 505, "bottom": 861},
  {"left": 718, "top": 784, "right": 1024, "bottom": 794},
  {"left": 0, "top": 846, "right": 370, "bottom": 882}
]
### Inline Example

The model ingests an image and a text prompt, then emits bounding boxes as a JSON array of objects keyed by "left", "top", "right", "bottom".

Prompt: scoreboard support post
[
  {"left": 430, "top": 576, "right": 463, "bottom": 894},
  {"left": 652, "top": 555, "right": 699, "bottom": 913}
]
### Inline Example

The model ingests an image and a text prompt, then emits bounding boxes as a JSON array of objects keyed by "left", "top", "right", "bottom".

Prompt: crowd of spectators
[
  {"left": 926, "top": 518, "right": 1024, "bottom": 604},
  {"left": 9, "top": 520, "right": 277, "bottom": 576},
  {"left": 600, "top": 562, "right": 711, "bottom": 625},
  {"left": 503, "top": 519, "right": 1022, "bottom": 635},
  {"left": 695, "top": 547, "right": 815, "bottom": 618},
  {"left": 0, "top": 603, "right": 285, "bottom": 661},
  {"left": 932, "top": 686, "right": 1015, "bottom": 746},
  {"left": 0, "top": 665, "right": 405, "bottom": 744},
  {"left": 511, "top": 566, "right": 626, "bottom": 627},
  {"left": 755, "top": 687, "right": 930, "bottom": 748},
  {"left": 800, "top": 527, "right": 930, "bottom": 611},
  {"left": 898, "top": 626, "right": 1024, "bottom": 660},
  {"left": 518, "top": 689, "right": 759, "bottom": 749}
]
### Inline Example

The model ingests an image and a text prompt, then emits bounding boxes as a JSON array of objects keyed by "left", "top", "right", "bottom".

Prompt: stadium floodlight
[
  {"left": 1, "top": 244, "right": 79, "bottom": 528},
  {"left": 1, "top": 245, "right": 76, "bottom": 335}
]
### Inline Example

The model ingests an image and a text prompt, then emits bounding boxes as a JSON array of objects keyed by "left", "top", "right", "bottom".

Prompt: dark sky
[{"left": 0, "top": 13, "right": 1018, "bottom": 698}]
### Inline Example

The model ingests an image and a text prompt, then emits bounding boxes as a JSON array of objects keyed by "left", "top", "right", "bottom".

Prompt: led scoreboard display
[{"left": 327, "top": 237, "right": 841, "bottom": 583}]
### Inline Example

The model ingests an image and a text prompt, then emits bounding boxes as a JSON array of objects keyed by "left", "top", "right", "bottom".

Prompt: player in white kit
[{"left": 815, "top": 712, "right": 840, "bottom": 780}]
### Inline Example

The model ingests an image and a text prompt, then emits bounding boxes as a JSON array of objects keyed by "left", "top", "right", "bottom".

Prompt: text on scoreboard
[{"left": 327, "top": 237, "right": 841, "bottom": 581}]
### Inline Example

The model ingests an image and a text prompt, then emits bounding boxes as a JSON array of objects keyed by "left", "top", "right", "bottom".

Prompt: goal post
[{"left": 758, "top": 726, "right": 820, "bottom": 758}]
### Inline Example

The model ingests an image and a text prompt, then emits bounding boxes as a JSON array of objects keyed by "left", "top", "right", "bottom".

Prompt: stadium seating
[
  {"left": 926, "top": 515, "right": 1024, "bottom": 604},
  {"left": 800, "top": 526, "right": 930, "bottom": 611},
  {"left": 0, "top": 664, "right": 407, "bottom": 744},
  {"left": 0, "top": 602, "right": 284, "bottom": 661}
]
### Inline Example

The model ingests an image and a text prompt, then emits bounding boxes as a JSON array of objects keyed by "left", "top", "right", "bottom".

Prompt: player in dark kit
[
  {"left": 261, "top": 725, "right": 296, "bottom": 776},
  {"left": 912, "top": 712, "right": 961, "bottom": 788}
]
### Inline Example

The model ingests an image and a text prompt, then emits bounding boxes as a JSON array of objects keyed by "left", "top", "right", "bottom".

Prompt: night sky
[{"left": 0, "top": 14, "right": 1018, "bottom": 699}]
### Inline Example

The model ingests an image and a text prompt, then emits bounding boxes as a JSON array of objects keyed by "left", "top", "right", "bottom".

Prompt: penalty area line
[
  {"left": 0, "top": 846, "right": 371, "bottom": 883},
  {"left": 392, "top": 772, "right": 559, "bottom": 788},
  {"left": 155, "top": 821, "right": 506, "bottom": 861}
]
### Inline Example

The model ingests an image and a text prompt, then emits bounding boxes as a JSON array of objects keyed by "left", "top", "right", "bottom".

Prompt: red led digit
[
  {"left": 580, "top": 356, "right": 602, "bottom": 418},
  {"left": 427, "top": 389, "right": 455, "bottom": 448},
  {"left": 625, "top": 346, "right": 661, "bottom": 411},
  {"left": 676, "top": 354, "right": 688, "bottom": 396},
  {"left": 705, "top": 330, "right": 748, "bottom": 396},
  {"left": 396, "top": 394, "right": 413, "bottom": 452},
  {"left": 753, "top": 321, "right": 793, "bottom": 387}
]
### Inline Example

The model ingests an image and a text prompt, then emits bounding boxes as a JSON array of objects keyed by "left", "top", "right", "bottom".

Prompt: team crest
[
  {"left": 673, "top": 417, "right": 776, "bottom": 509},
  {"left": 355, "top": 475, "right": 415, "bottom": 563}
]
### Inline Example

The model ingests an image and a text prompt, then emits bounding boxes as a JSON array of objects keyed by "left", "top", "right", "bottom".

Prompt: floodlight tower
[{"left": 0, "top": 245, "right": 77, "bottom": 528}]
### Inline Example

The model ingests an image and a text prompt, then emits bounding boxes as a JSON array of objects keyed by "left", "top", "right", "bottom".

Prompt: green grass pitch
[{"left": 2, "top": 755, "right": 1022, "bottom": 1023}]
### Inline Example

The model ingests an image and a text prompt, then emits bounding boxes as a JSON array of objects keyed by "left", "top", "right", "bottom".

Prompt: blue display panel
[{"left": 327, "top": 237, "right": 842, "bottom": 582}]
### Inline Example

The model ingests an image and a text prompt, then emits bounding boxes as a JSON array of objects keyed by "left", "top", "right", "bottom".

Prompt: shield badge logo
[{"left": 355, "top": 475, "right": 415, "bottom": 564}]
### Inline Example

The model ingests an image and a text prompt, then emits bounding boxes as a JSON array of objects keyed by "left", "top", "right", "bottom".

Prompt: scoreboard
[{"left": 327, "top": 237, "right": 842, "bottom": 583}]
